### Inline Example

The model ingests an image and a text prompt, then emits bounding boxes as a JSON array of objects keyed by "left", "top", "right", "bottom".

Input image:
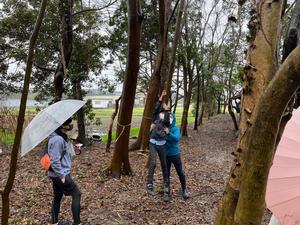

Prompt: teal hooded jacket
[{"left": 165, "top": 112, "right": 181, "bottom": 157}]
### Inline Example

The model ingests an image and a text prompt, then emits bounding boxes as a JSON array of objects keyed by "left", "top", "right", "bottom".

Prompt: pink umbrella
[{"left": 266, "top": 109, "right": 300, "bottom": 225}]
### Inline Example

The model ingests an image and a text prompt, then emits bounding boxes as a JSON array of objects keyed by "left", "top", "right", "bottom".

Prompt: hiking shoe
[
  {"left": 146, "top": 184, "right": 155, "bottom": 196},
  {"left": 58, "top": 220, "right": 70, "bottom": 225},
  {"left": 182, "top": 189, "right": 190, "bottom": 200}
]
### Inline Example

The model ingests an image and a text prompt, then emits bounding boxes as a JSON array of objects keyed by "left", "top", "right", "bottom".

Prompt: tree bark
[
  {"left": 106, "top": 96, "right": 121, "bottom": 152},
  {"left": 75, "top": 80, "right": 87, "bottom": 145},
  {"left": 194, "top": 66, "right": 201, "bottom": 130},
  {"left": 173, "top": 62, "right": 180, "bottom": 114},
  {"left": 234, "top": 45, "right": 300, "bottom": 225},
  {"left": 228, "top": 12, "right": 242, "bottom": 131},
  {"left": 109, "top": 0, "right": 142, "bottom": 177},
  {"left": 129, "top": 0, "right": 168, "bottom": 151},
  {"left": 1, "top": 1, "right": 48, "bottom": 224},
  {"left": 54, "top": 0, "right": 74, "bottom": 102},
  {"left": 165, "top": 0, "right": 186, "bottom": 101},
  {"left": 214, "top": 1, "right": 283, "bottom": 224},
  {"left": 180, "top": 18, "right": 193, "bottom": 137}
]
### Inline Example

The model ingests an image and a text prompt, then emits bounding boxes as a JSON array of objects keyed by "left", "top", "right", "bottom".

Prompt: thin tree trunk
[
  {"left": 198, "top": 70, "right": 205, "bottom": 126},
  {"left": 234, "top": 45, "right": 300, "bottom": 225},
  {"left": 180, "top": 59, "right": 193, "bottom": 136},
  {"left": 194, "top": 66, "right": 201, "bottom": 130},
  {"left": 129, "top": 0, "right": 168, "bottom": 151},
  {"left": 1, "top": 1, "right": 48, "bottom": 224},
  {"left": 54, "top": 0, "right": 74, "bottom": 102},
  {"left": 75, "top": 80, "right": 87, "bottom": 145},
  {"left": 180, "top": 17, "right": 194, "bottom": 137},
  {"left": 214, "top": 1, "right": 283, "bottom": 224},
  {"left": 109, "top": 0, "right": 142, "bottom": 177},
  {"left": 165, "top": 0, "right": 186, "bottom": 101},
  {"left": 106, "top": 96, "right": 121, "bottom": 152},
  {"left": 217, "top": 96, "right": 221, "bottom": 114},
  {"left": 228, "top": 12, "right": 242, "bottom": 131},
  {"left": 173, "top": 62, "right": 180, "bottom": 114}
]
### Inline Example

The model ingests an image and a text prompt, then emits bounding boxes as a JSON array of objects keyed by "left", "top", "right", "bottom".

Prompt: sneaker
[
  {"left": 58, "top": 220, "right": 70, "bottom": 225},
  {"left": 182, "top": 189, "right": 190, "bottom": 200},
  {"left": 146, "top": 184, "right": 155, "bottom": 196}
]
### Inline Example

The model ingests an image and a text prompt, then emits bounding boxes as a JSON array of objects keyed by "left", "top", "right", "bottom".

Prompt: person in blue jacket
[
  {"left": 47, "top": 118, "right": 86, "bottom": 225},
  {"left": 164, "top": 112, "right": 189, "bottom": 201}
]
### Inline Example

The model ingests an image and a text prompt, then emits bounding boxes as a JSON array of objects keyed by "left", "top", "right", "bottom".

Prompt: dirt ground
[{"left": 0, "top": 114, "right": 271, "bottom": 225}]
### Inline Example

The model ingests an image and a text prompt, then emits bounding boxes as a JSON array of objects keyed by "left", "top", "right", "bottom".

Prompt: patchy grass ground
[{"left": 0, "top": 114, "right": 271, "bottom": 225}]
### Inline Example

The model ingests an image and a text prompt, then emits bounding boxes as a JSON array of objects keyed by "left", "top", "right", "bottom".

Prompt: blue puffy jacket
[{"left": 165, "top": 112, "right": 181, "bottom": 157}]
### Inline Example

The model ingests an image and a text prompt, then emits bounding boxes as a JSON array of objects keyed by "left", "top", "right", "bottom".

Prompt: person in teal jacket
[{"left": 164, "top": 112, "right": 189, "bottom": 200}]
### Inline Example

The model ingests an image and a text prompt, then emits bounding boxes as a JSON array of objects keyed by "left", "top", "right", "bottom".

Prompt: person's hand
[
  {"left": 164, "top": 127, "right": 169, "bottom": 134},
  {"left": 75, "top": 143, "right": 83, "bottom": 150},
  {"left": 61, "top": 177, "right": 65, "bottom": 184},
  {"left": 150, "top": 123, "right": 155, "bottom": 131},
  {"left": 159, "top": 90, "right": 167, "bottom": 101}
]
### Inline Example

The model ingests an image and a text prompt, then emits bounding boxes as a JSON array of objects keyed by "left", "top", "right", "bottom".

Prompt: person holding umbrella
[
  {"left": 48, "top": 118, "right": 85, "bottom": 225},
  {"left": 20, "top": 100, "right": 87, "bottom": 225}
]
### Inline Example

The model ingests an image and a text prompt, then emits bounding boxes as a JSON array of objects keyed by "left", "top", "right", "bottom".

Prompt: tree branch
[
  {"left": 72, "top": 0, "right": 118, "bottom": 17},
  {"left": 34, "top": 63, "right": 56, "bottom": 72}
]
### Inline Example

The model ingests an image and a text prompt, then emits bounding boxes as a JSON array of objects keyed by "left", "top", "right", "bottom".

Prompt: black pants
[
  {"left": 50, "top": 174, "right": 81, "bottom": 224},
  {"left": 166, "top": 154, "right": 186, "bottom": 191},
  {"left": 147, "top": 143, "right": 169, "bottom": 187}
]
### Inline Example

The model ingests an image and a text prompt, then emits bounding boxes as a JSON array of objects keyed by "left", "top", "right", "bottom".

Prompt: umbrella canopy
[
  {"left": 21, "top": 99, "right": 85, "bottom": 156},
  {"left": 266, "top": 108, "right": 300, "bottom": 225}
]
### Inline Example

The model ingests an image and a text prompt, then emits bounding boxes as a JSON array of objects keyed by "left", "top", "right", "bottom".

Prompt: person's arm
[
  {"left": 48, "top": 137, "right": 65, "bottom": 180},
  {"left": 152, "top": 90, "right": 167, "bottom": 121},
  {"left": 165, "top": 127, "right": 180, "bottom": 142}
]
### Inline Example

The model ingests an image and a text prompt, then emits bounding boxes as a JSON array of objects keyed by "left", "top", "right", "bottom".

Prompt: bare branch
[{"left": 72, "top": 0, "right": 118, "bottom": 17}]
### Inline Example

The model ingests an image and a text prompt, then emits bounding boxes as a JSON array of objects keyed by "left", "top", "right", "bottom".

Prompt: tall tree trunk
[
  {"left": 223, "top": 94, "right": 227, "bottom": 114},
  {"left": 1, "top": 1, "right": 48, "bottom": 224},
  {"left": 75, "top": 80, "right": 87, "bottom": 145},
  {"left": 160, "top": 0, "right": 171, "bottom": 91},
  {"left": 106, "top": 96, "right": 121, "bottom": 152},
  {"left": 165, "top": 0, "right": 186, "bottom": 101},
  {"left": 194, "top": 66, "right": 201, "bottom": 130},
  {"left": 180, "top": 17, "right": 194, "bottom": 137},
  {"left": 173, "top": 62, "right": 180, "bottom": 114},
  {"left": 109, "top": 0, "right": 142, "bottom": 177},
  {"left": 130, "top": 0, "right": 168, "bottom": 151},
  {"left": 54, "top": 0, "right": 74, "bottom": 102},
  {"left": 234, "top": 45, "right": 300, "bottom": 225},
  {"left": 217, "top": 96, "right": 221, "bottom": 114},
  {"left": 180, "top": 59, "right": 193, "bottom": 136},
  {"left": 228, "top": 11, "right": 242, "bottom": 131},
  {"left": 214, "top": 1, "right": 283, "bottom": 224},
  {"left": 198, "top": 70, "right": 205, "bottom": 126}
]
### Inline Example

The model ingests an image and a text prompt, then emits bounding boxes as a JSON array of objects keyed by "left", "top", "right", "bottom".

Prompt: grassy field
[
  {"left": 0, "top": 107, "right": 195, "bottom": 144},
  {"left": 99, "top": 107, "right": 195, "bottom": 141},
  {"left": 0, "top": 129, "right": 15, "bottom": 145}
]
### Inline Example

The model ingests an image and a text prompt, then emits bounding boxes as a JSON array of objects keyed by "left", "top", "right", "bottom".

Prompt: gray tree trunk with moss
[
  {"left": 234, "top": 45, "right": 300, "bottom": 225},
  {"left": 214, "top": 1, "right": 284, "bottom": 224}
]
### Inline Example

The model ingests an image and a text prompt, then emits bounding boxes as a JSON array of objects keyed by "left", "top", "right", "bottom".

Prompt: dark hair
[{"left": 62, "top": 118, "right": 72, "bottom": 125}]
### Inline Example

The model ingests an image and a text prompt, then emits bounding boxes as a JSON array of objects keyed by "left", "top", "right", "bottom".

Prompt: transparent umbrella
[{"left": 21, "top": 99, "right": 85, "bottom": 156}]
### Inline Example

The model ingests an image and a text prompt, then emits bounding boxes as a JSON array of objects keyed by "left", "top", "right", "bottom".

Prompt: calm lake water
[{"left": 0, "top": 99, "right": 47, "bottom": 108}]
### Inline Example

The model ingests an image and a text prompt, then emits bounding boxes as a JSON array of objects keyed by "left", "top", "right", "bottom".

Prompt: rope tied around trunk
[{"left": 115, "top": 121, "right": 132, "bottom": 143}]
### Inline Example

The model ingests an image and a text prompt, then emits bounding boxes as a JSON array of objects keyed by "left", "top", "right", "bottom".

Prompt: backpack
[{"left": 39, "top": 142, "right": 66, "bottom": 172}]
